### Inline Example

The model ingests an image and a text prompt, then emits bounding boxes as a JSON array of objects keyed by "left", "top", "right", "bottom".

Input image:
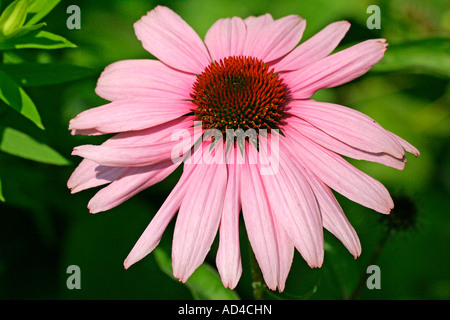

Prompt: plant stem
[
  {"left": 248, "top": 246, "right": 266, "bottom": 300},
  {"left": 348, "top": 229, "right": 391, "bottom": 300}
]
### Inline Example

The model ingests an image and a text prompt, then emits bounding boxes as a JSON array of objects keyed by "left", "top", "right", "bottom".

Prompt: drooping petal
[
  {"left": 216, "top": 145, "right": 242, "bottom": 290},
  {"left": 285, "top": 129, "right": 394, "bottom": 214},
  {"left": 172, "top": 144, "right": 227, "bottom": 282},
  {"left": 124, "top": 162, "right": 197, "bottom": 269},
  {"left": 260, "top": 140, "right": 324, "bottom": 268},
  {"left": 286, "top": 100, "right": 405, "bottom": 159},
  {"left": 69, "top": 99, "right": 193, "bottom": 134},
  {"left": 283, "top": 116, "right": 406, "bottom": 170},
  {"left": 273, "top": 21, "right": 350, "bottom": 72},
  {"left": 242, "top": 14, "right": 306, "bottom": 62},
  {"left": 88, "top": 160, "right": 178, "bottom": 213},
  {"left": 205, "top": 17, "right": 247, "bottom": 62},
  {"left": 294, "top": 158, "right": 361, "bottom": 258},
  {"left": 271, "top": 217, "right": 295, "bottom": 292},
  {"left": 67, "top": 158, "right": 128, "bottom": 193},
  {"left": 285, "top": 39, "right": 387, "bottom": 99},
  {"left": 240, "top": 144, "right": 280, "bottom": 290},
  {"left": 95, "top": 59, "right": 196, "bottom": 101},
  {"left": 134, "top": 6, "right": 211, "bottom": 74}
]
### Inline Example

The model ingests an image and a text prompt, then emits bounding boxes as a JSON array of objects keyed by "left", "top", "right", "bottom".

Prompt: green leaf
[
  {"left": 0, "top": 0, "right": 29, "bottom": 37},
  {"left": 372, "top": 38, "right": 450, "bottom": 77},
  {"left": 0, "top": 125, "right": 70, "bottom": 165},
  {"left": 0, "top": 176, "right": 5, "bottom": 202},
  {"left": 0, "top": 29, "right": 76, "bottom": 50},
  {"left": 0, "top": 68, "right": 43, "bottom": 129},
  {"left": 154, "top": 248, "right": 240, "bottom": 300},
  {"left": 26, "top": 0, "right": 60, "bottom": 26},
  {"left": 2, "top": 62, "right": 98, "bottom": 86}
]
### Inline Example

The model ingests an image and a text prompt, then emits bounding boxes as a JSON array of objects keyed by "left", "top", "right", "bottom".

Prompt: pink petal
[
  {"left": 240, "top": 145, "right": 280, "bottom": 291},
  {"left": 242, "top": 14, "right": 306, "bottom": 62},
  {"left": 95, "top": 59, "right": 196, "bottom": 102},
  {"left": 67, "top": 159, "right": 128, "bottom": 193},
  {"left": 69, "top": 99, "right": 193, "bottom": 134},
  {"left": 88, "top": 161, "right": 179, "bottom": 213},
  {"left": 272, "top": 21, "right": 350, "bottom": 72},
  {"left": 284, "top": 115, "right": 406, "bottom": 170},
  {"left": 260, "top": 142, "right": 324, "bottom": 268},
  {"left": 272, "top": 216, "right": 295, "bottom": 292},
  {"left": 286, "top": 100, "right": 405, "bottom": 159},
  {"left": 172, "top": 144, "right": 227, "bottom": 282},
  {"left": 103, "top": 116, "right": 194, "bottom": 146},
  {"left": 124, "top": 162, "right": 197, "bottom": 269},
  {"left": 297, "top": 159, "right": 361, "bottom": 258},
  {"left": 72, "top": 120, "right": 194, "bottom": 167},
  {"left": 388, "top": 131, "right": 420, "bottom": 157},
  {"left": 285, "top": 128, "right": 394, "bottom": 214},
  {"left": 134, "top": 6, "right": 211, "bottom": 74},
  {"left": 285, "top": 39, "right": 387, "bottom": 99},
  {"left": 205, "top": 17, "right": 247, "bottom": 62},
  {"left": 72, "top": 139, "right": 189, "bottom": 167},
  {"left": 216, "top": 145, "right": 242, "bottom": 290}
]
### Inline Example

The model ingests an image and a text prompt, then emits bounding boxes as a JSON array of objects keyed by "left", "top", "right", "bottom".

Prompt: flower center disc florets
[{"left": 191, "top": 56, "right": 288, "bottom": 133}]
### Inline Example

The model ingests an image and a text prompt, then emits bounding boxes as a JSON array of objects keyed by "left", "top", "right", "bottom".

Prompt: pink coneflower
[{"left": 68, "top": 6, "right": 419, "bottom": 291}]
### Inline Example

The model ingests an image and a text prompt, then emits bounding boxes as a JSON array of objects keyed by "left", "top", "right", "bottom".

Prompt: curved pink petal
[
  {"left": 124, "top": 162, "right": 197, "bottom": 269},
  {"left": 205, "top": 17, "right": 247, "bottom": 62},
  {"left": 216, "top": 145, "right": 242, "bottom": 290},
  {"left": 242, "top": 14, "right": 306, "bottom": 62},
  {"left": 134, "top": 6, "right": 211, "bottom": 74},
  {"left": 285, "top": 128, "right": 394, "bottom": 214},
  {"left": 285, "top": 39, "right": 387, "bottom": 99},
  {"left": 69, "top": 99, "right": 193, "bottom": 134},
  {"left": 273, "top": 21, "right": 350, "bottom": 72},
  {"left": 172, "top": 144, "right": 227, "bottom": 282},
  {"left": 260, "top": 142, "right": 324, "bottom": 268},
  {"left": 294, "top": 156, "right": 361, "bottom": 258},
  {"left": 95, "top": 59, "right": 195, "bottom": 102},
  {"left": 67, "top": 159, "right": 128, "bottom": 193},
  {"left": 88, "top": 160, "right": 178, "bottom": 213},
  {"left": 284, "top": 115, "right": 406, "bottom": 170},
  {"left": 388, "top": 131, "right": 420, "bottom": 157},
  {"left": 286, "top": 100, "right": 405, "bottom": 159}
]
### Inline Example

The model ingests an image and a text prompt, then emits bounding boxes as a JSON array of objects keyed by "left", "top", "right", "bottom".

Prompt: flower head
[{"left": 68, "top": 6, "right": 419, "bottom": 291}]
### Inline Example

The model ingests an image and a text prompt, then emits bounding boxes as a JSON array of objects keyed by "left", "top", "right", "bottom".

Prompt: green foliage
[
  {"left": 2, "top": 62, "right": 97, "bottom": 86},
  {"left": 0, "top": 68, "right": 43, "bottom": 128},
  {"left": 154, "top": 248, "right": 240, "bottom": 300},
  {"left": 0, "top": 0, "right": 92, "bottom": 201},
  {"left": 0, "top": 125, "right": 69, "bottom": 165},
  {"left": 373, "top": 38, "right": 450, "bottom": 77}
]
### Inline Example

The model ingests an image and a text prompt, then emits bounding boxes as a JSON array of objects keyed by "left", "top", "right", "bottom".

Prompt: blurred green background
[{"left": 0, "top": 0, "right": 448, "bottom": 300}]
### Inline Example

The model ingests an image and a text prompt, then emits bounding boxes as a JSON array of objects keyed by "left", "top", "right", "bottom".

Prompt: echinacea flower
[{"left": 68, "top": 6, "right": 419, "bottom": 291}]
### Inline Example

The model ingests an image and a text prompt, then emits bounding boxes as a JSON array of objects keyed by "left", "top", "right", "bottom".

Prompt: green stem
[
  {"left": 248, "top": 246, "right": 266, "bottom": 300},
  {"left": 348, "top": 229, "right": 391, "bottom": 300}
]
